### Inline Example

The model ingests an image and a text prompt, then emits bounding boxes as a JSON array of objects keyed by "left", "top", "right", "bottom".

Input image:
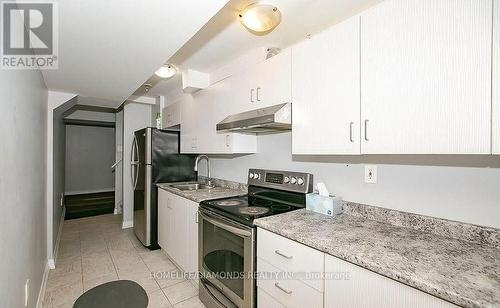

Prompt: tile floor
[{"left": 42, "top": 214, "right": 205, "bottom": 308}]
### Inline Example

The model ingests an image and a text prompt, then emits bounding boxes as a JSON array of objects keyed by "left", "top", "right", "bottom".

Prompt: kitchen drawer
[
  {"left": 257, "top": 228, "right": 324, "bottom": 291},
  {"left": 257, "top": 258, "right": 323, "bottom": 308},
  {"left": 257, "top": 287, "right": 285, "bottom": 308}
]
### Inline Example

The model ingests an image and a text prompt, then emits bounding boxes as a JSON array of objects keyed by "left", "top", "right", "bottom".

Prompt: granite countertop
[
  {"left": 254, "top": 209, "right": 500, "bottom": 308},
  {"left": 156, "top": 182, "right": 246, "bottom": 203}
]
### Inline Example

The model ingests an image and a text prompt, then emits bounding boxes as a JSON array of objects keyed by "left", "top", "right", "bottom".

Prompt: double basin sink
[{"left": 169, "top": 182, "right": 216, "bottom": 191}]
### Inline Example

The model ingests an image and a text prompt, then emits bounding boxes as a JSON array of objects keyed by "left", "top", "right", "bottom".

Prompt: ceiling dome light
[
  {"left": 239, "top": 3, "right": 281, "bottom": 35},
  {"left": 155, "top": 64, "right": 177, "bottom": 79}
]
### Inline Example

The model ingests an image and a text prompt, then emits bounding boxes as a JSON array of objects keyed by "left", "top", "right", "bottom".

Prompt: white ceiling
[
  {"left": 65, "top": 110, "right": 116, "bottom": 122},
  {"left": 144, "top": 0, "right": 382, "bottom": 98},
  {"left": 41, "top": 0, "right": 228, "bottom": 107}
]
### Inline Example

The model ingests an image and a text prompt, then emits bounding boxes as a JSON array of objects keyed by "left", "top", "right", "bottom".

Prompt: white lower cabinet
[
  {"left": 257, "top": 287, "right": 285, "bottom": 308},
  {"left": 158, "top": 189, "right": 198, "bottom": 274},
  {"left": 257, "top": 228, "right": 324, "bottom": 308},
  {"left": 324, "top": 254, "right": 457, "bottom": 308},
  {"left": 257, "top": 228, "right": 457, "bottom": 308}
]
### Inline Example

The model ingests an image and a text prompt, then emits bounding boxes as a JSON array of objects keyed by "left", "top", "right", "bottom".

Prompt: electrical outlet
[
  {"left": 24, "top": 279, "right": 29, "bottom": 307},
  {"left": 364, "top": 165, "right": 378, "bottom": 184}
]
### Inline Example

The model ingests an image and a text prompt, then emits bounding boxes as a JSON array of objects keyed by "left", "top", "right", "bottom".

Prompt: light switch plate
[{"left": 365, "top": 165, "right": 378, "bottom": 184}]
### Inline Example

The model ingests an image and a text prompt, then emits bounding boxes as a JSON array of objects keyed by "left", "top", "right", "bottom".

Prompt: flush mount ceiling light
[
  {"left": 239, "top": 2, "right": 281, "bottom": 36},
  {"left": 155, "top": 64, "right": 177, "bottom": 79}
]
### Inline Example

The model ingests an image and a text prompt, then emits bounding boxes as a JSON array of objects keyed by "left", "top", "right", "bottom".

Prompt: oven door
[{"left": 198, "top": 209, "right": 255, "bottom": 308}]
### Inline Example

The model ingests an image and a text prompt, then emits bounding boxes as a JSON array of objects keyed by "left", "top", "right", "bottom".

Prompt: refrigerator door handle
[
  {"left": 133, "top": 164, "right": 140, "bottom": 190},
  {"left": 131, "top": 135, "right": 139, "bottom": 187},
  {"left": 144, "top": 165, "right": 152, "bottom": 245}
]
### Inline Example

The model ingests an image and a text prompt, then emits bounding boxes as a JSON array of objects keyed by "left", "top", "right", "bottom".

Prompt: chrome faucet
[{"left": 194, "top": 155, "right": 212, "bottom": 186}]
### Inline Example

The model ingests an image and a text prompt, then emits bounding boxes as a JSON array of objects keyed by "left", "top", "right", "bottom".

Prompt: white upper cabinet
[
  {"left": 232, "top": 49, "right": 292, "bottom": 112},
  {"left": 180, "top": 77, "right": 257, "bottom": 154},
  {"left": 292, "top": 16, "right": 361, "bottom": 155},
  {"left": 361, "top": 0, "right": 492, "bottom": 154},
  {"left": 493, "top": 0, "right": 500, "bottom": 154},
  {"left": 162, "top": 100, "right": 181, "bottom": 128},
  {"left": 180, "top": 94, "right": 206, "bottom": 153}
]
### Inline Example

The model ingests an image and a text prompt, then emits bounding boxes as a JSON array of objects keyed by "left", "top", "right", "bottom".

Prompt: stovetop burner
[
  {"left": 238, "top": 206, "right": 270, "bottom": 216},
  {"left": 201, "top": 194, "right": 304, "bottom": 227},
  {"left": 215, "top": 200, "right": 244, "bottom": 207},
  {"left": 270, "top": 204, "right": 291, "bottom": 211},
  {"left": 200, "top": 169, "right": 313, "bottom": 227}
]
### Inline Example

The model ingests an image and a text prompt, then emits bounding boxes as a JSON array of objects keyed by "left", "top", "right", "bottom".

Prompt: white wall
[
  {"left": 210, "top": 133, "right": 500, "bottom": 228},
  {"left": 46, "top": 91, "right": 77, "bottom": 265},
  {"left": 122, "top": 102, "right": 152, "bottom": 228},
  {"left": 65, "top": 125, "right": 116, "bottom": 194},
  {"left": 0, "top": 69, "right": 48, "bottom": 307},
  {"left": 115, "top": 110, "right": 124, "bottom": 213}
]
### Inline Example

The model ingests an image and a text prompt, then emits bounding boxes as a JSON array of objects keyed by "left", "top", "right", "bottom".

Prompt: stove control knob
[
  {"left": 249, "top": 173, "right": 254, "bottom": 179},
  {"left": 283, "top": 176, "right": 290, "bottom": 184},
  {"left": 254, "top": 173, "right": 260, "bottom": 180},
  {"left": 290, "top": 177, "right": 297, "bottom": 184},
  {"left": 297, "top": 178, "right": 304, "bottom": 185}
]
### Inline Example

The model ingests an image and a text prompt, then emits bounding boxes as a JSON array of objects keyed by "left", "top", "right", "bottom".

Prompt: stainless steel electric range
[{"left": 198, "top": 169, "right": 314, "bottom": 308}]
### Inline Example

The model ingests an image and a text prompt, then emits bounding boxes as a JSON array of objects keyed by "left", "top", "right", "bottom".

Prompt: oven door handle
[{"left": 199, "top": 211, "right": 252, "bottom": 237}]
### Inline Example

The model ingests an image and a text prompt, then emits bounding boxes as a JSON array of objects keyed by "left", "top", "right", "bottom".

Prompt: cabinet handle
[
  {"left": 275, "top": 250, "right": 293, "bottom": 259},
  {"left": 250, "top": 89, "right": 255, "bottom": 102},
  {"left": 349, "top": 122, "right": 354, "bottom": 143},
  {"left": 364, "top": 119, "right": 369, "bottom": 141},
  {"left": 195, "top": 211, "right": 199, "bottom": 223},
  {"left": 274, "top": 282, "right": 292, "bottom": 295},
  {"left": 225, "top": 135, "right": 230, "bottom": 147},
  {"left": 256, "top": 87, "right": 261, "bottom": 101}
]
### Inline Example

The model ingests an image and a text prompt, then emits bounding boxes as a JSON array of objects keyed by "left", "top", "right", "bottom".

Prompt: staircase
[{"left": 65, "top": 191, "right": 115, "bottom": 220}]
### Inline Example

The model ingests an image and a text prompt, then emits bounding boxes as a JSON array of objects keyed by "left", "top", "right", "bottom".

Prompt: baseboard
[
  {"left": 114, "top": 200, "right": 123, "bottom": 215},
  {"left": 122, "top": 220, "right": 133, "bottom": 229},
  {"left": 36, "top": 261, "right": 50, "bottom": 308},
  {"left": 50, "top": 206, "right": 66, "bottom": 269},
  {"left": 65, "top": 188, "right": 115, "bottom": 196}
]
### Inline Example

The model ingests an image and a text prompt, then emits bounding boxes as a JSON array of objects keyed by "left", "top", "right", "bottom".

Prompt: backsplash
[
  {"left": 199, "top": 176, "right": 248, "bottom": 192},
  {"left": 203, "top": 176, "right": 499, "bottom": 248},
  {"left": 343, "top": 201, "right": 500, "bottom": 248}
]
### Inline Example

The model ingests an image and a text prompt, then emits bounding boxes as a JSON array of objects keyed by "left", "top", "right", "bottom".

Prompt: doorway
[{"left": 64, "top": 113, "right": 117, "bottom": 219}]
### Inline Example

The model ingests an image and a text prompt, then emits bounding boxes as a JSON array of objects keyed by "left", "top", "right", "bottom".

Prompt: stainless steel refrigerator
[{"left": 131, "top": 128, "right": 197, "bottom": 249}]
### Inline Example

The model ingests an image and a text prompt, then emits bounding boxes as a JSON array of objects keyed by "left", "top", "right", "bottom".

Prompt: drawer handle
[
  {"left": 274, "top": 282, "right": 292, "bottom": 295},
  {"left": 275, "top": 250, "right": 293, "bottom": 259}
]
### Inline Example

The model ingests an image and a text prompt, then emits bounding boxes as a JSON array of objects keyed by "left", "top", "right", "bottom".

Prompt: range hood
[{"left": 216, "top": 103, "right": 291, "bottom": 134}]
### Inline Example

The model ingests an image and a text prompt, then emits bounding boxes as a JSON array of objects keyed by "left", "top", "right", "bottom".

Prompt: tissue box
[{"left": 306, "top": 193, "right": 343, "bottom": 216}]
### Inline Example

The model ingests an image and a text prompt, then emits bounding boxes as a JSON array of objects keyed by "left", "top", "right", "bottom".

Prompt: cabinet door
[
  {"left": 324, "top": 254, "right": 457, "bottom": 308},
  {"left": 493, "top": 0, "right": 500, "bottom": 154},
  {"left": 361, "top": 0, "right": 492, "bottom": 154},
  {"left": 157, "top": 189, "right": 169, "bottom": 249},
  {"left": 253, "top": 49, "right": 292, "bottom": 108},
  {"left": 257, "top": 287, "right": 285, "bottom": 308},
  {"left": 185, "top": 199, "right": 199, "bottom": 274},
  {"left": 231, "top": 50, "right": 292, "bottom": 113},
  {"left": 292, "top": 16, "right": 360, "bottom": 155},
  {"left": 180, "top": 94, "right": 201, "bottom": 153},
  {"left": 162, "top": 101, "right": 181, "bottom": 128},
  {"left": 164, "top": 193, "right": 175, "bottom": 259}
]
